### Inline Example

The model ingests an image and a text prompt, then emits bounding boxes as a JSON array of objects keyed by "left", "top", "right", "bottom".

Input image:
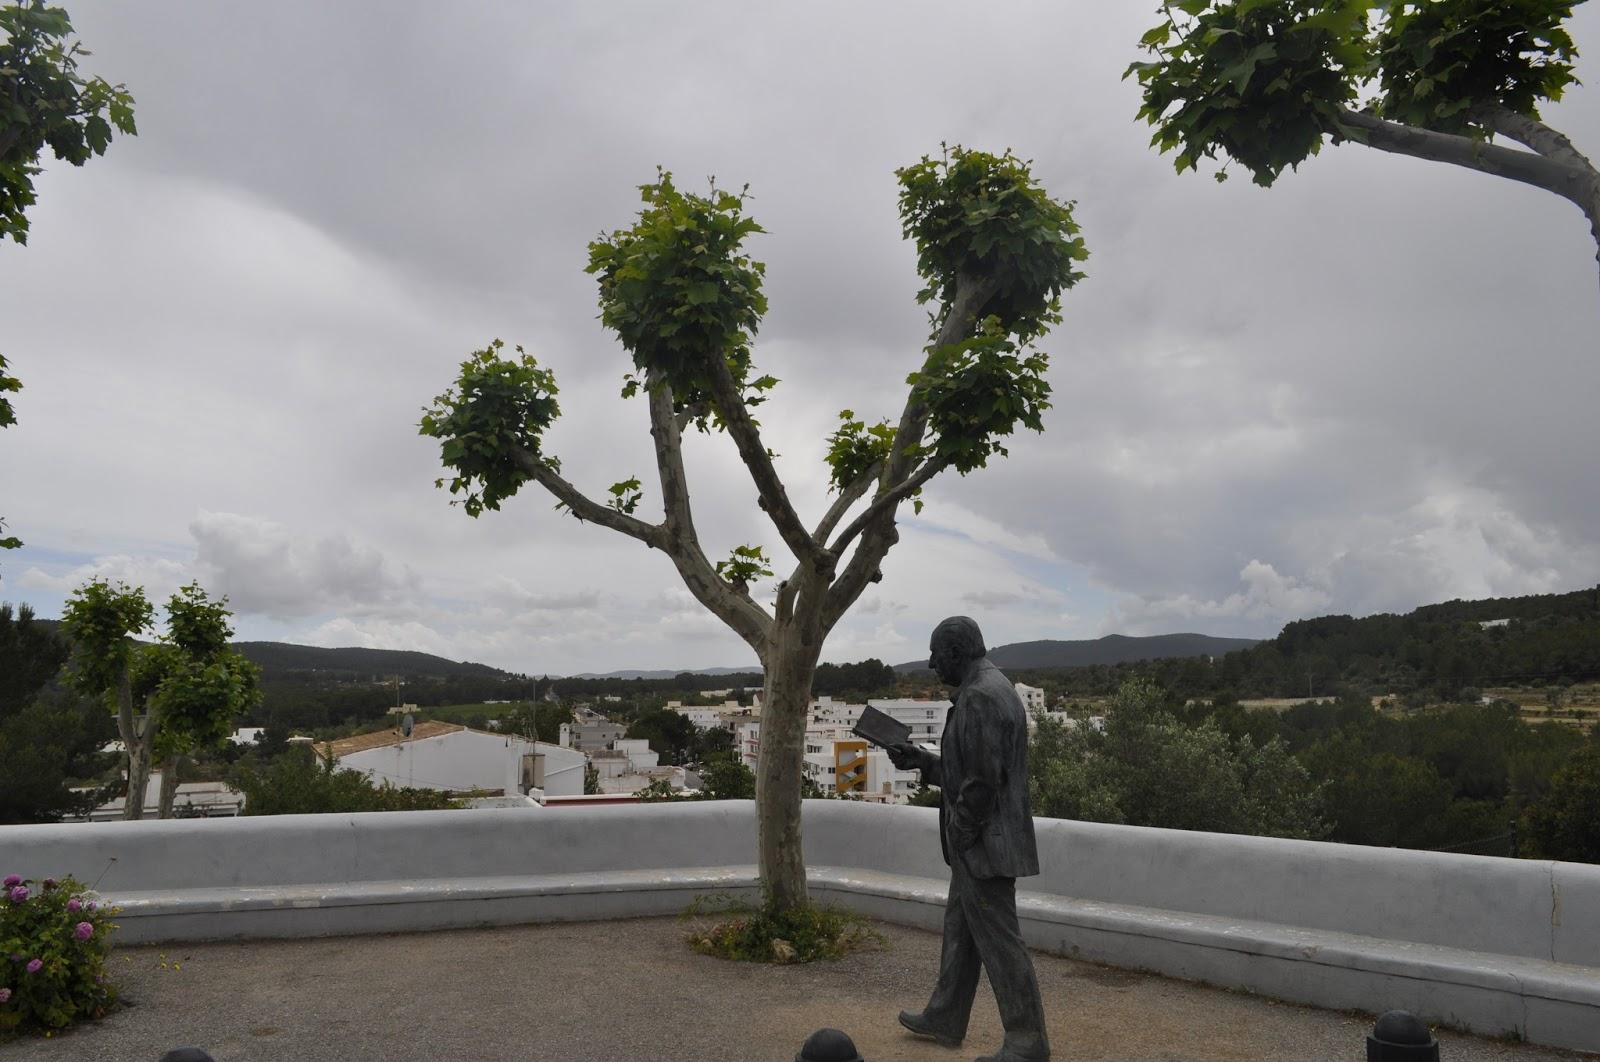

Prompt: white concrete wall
[
  {"left": 12, "top": 803, "right": 1594, "bottom": 1049},
  {"left": 338, "top": 731, "right": 584, "bottom": 798}
]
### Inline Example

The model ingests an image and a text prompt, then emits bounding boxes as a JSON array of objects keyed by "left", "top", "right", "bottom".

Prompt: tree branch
[
  {"left": 647, "top": 374, "right": 697, "bottom": 534},
  {"left": 811, "top": 461, "right": 881, "bottom": 544},
  {"left": 510, "top": 445, "right": 662, "bottom": 547},
  {"left": 1338, "top": 106, "right": 1600, "bottom": 259},
  {"left": 646, "top": 374, "right": 775, "bottom": 656},
  {"left": 1479, "top": 106, "right": 1596, "bottom": 172},
  {"left": 702, "top": 356, "right": 832, "bottom": 574},
  {"left": 828, "top": 457, "right": 946, "bottom": 556},
  {"left": 821, "top": 276, "right": 995, "bottom": 632}
]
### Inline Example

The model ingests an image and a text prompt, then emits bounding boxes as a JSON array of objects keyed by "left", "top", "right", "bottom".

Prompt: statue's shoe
[{"left": 897, "top": 1010, "right": 962, "bottom": 1048}]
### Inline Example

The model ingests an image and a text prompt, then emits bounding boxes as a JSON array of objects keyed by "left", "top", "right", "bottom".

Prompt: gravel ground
[{"left": 0, "top": 917, "right": 1589, "bottom": 1062}]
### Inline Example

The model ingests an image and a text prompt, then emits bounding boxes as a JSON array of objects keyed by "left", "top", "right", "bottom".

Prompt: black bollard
[
  {"left": 796, "top": 1027, "right": 864, "bottom": 1062},
  {"left": 1367, "top": 1011, "right": 1440, "bottom": 1062}
]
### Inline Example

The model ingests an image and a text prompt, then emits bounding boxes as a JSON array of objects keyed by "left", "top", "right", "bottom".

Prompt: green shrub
[
  {"left": 0, "top": 875, "right": 118, "bottom": 1035},
  {"left": 682, "top": 894, "right": 882, "bottom": 964}
]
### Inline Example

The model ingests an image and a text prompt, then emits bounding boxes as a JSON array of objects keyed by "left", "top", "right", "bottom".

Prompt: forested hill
[
  {"left": 894, "top": 633, "right": 1260, "bottom": 673},
  {"left": 1240, "top": 586, "right": 1600, "bottom": 694},
  {"left": 1025, "top": 586, "right": 1600, "bottom": 700},
  {"left": 233, "top": 642, "right": 515, "bottom": 682}
]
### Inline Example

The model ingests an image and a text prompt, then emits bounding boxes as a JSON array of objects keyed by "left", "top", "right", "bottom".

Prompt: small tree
[
  {"left": 1127, "top": 0, "right": 1600, "bottom": 280},
  {"left": 422, "top": 148, "right": 1088, "bottom": 912},
  {"left": 61, "top": 581, "right": 260, "bottom": 820}
]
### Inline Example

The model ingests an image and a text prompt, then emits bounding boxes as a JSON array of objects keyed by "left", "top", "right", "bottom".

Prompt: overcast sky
[{"left": 2, "top": 2, "right": 1596, "bottom": 675}]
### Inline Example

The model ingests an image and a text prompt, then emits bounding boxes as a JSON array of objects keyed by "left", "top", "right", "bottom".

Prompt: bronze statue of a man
[{"left": 888, "top": 615, "right": 1049, "bottom": 1062}]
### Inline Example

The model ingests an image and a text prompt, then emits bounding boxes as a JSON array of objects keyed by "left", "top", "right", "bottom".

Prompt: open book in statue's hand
[{"left": 852, "top": 704, "right": 912, "bottom": 750}]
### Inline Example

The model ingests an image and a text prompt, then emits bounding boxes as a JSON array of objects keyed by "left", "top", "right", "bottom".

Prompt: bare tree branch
[
  {"left": 811, "top": 461, "right": 881, "bottom": 544},
  {"left": 828, "top": 457, "right": 947, "bottom": 556},
  {"left": 1337, "top": 106, "right": 1600, "bottom": 275},
  {"left": 702, "top": 355, "right": 832, "bottom": 574},
  {"left": 1481, "top": 106, "right": 1596, "bottom": 172},
  {"left": 647, "top": 375, "right": 697, "bottom": 534},
  {"left": 821, "top": 276, "right": 996, "bottom": 631},
  {"left": 510, "top": 445, "right": 662, "bottom": 547},
  {"left": 644, "top": 374, "right": 774, "bottom": 655}
]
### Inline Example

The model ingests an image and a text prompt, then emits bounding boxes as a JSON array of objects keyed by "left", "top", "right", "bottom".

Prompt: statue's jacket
[{"left": 922, "top": 658, "right": 1041, "bottom": 880}]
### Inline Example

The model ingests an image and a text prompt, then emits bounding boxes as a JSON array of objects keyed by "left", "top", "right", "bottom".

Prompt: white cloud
[
  {"left": 190, "top": 511, "right": 418, "bottom": 620},
  {"left": 1110, "top": 560, "right": 1333, "bottom": 634}
]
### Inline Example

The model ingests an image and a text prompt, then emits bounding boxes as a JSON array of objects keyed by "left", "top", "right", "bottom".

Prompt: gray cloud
[{"left": 2, "top": 2, "right": 1596, "bottom": 673}]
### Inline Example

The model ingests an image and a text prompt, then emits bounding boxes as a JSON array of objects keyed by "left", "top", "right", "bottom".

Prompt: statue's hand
[{"left": 886, "top": 741, "right": 921, "bottom": 771}]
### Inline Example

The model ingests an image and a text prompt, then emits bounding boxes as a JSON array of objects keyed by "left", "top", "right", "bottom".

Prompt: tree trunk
[
  {"left": 123, "top": 738, "right": 152, "bottom": 821},
  {"left": 756, "top": 622, "right": 822, "bottom": 913},
  {"left": 157, "top": 755, "right": 181, "bottom": 819},
  {"left": 115, "top": 668, "right": 153, "bottom": 822}
]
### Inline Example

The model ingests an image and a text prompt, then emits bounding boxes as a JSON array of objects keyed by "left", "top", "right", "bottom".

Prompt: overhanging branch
[{"left": 1338, "top": 106, "right": 1600, "bottom": 281}]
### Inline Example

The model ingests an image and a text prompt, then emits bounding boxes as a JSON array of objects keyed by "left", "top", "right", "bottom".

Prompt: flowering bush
[{"left": 0, "top": 875, "right": 118, "bottom": 1035}]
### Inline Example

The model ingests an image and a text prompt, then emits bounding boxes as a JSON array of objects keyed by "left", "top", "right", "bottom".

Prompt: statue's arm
[{"left": 916, "top": 747, "right": 942, "bottom": 788}]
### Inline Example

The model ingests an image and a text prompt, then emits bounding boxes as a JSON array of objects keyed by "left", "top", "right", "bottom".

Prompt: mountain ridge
[{"left": 894, "top": 632, "right": 1261, "bottom": 673}]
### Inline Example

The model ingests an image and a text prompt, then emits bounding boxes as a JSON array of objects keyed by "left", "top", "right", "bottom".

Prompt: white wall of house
[
  {"left": 1014, "top": 683, "right": 1046, "bottom": 713},
  {"left": 337, "top": 730, "right": 586, "bottom": 798}
]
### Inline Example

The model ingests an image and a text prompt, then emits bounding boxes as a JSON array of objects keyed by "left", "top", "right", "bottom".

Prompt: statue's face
[{"left": 928, "top": 632, "right": 965, "bottom": 686}]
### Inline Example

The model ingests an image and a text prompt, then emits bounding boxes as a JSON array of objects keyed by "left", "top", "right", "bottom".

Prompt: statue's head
[{"left": 929, "top": 615, "right": 985, "bottom": 686}]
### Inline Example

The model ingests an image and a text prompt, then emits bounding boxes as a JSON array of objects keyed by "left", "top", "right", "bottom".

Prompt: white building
[
  {"left": 665, "top": 701, "right": 727, "bottom": 730},
  {"left": 322, "top": 722, "right": 587, "bottom": 800},
  {"left": 736, "top": 696, "right": 949, "bottom": 803},
  {"left": 1014, "top": 683, "right": 1047, "bottom": 714}
]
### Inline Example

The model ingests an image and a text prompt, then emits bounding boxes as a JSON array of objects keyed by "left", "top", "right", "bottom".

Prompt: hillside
[
  {"left": 233, "top": 642, "right": 516, "bottom": 682},
  {"left": 894, "top": 633, "right": 1260, "bottom": 673}
]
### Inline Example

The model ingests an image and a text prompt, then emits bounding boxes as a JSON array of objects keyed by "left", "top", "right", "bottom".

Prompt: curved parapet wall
[{"left": 5, "top": 800, "right": 1596, "bottom": 1050}]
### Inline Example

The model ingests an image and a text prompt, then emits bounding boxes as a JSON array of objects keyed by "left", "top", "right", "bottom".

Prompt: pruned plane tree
[{"left": 420, "top": 148, "right": 1088, "bottom": 913}]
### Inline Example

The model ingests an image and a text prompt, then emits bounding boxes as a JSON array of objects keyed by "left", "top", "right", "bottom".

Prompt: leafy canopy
[
  {"left": 1375, "top": 0, "right": 1582, "bottom": 135},
  {"left": 585, "top": 170, "right": 775, "bottom": 423},
  {"left": 419, "top": 339, "right": 561, "bottom": 517},
  {"left": 61, "top": 580, "right": 259, "bottom": 753},
  {"left": 896, "top": 146, "right": 1087, "bottom": 344},
  {"left": 59, "top": 579, "right": 153, "bottom": 695},
  {"left": 908, "top": 317, "right": 1054, "bottom": 475},
  {"left": 1128, "top": 0, "right": 1586, "bottom": 186},
  {"left": 823, "top": 410, "right": 896, "bottom": 491},
  {"left": 894, "top": 147, "right": 1085, "bottom": 476},
  {"left": 0, "top": 0, "right": 137, "bottom": 244}
]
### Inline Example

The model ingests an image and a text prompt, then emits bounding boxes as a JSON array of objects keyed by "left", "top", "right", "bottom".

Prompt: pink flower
[
  {"left": 0, "top": 987, "right": 10, "bottom": 1003},
  {"left": 67, "top": 898, "right": 82, "bottom": 913},
  {"left": 74, "top": 922, "right": 94, "bottom": 942},
  {"left": 1, "top": 875, "right": 19, "bottom": 888},
  {"left": 8, "top": 886, "right": 28, "bottom": 903},
  {"left": 25, "top": 958, "right": 42, "bottom": 973}
]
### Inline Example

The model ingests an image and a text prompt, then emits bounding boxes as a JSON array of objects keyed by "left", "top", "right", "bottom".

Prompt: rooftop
[
  {"left": 317, "top": 719, "right": 467, "bottom": 758},
  {"left": 1, "top": 918, "right": 1576, "bottom": 1062}
]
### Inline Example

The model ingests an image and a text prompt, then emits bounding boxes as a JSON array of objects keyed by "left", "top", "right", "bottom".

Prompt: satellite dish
[{"left": 401, "top": 713, "right": 414, "bottom": 738}]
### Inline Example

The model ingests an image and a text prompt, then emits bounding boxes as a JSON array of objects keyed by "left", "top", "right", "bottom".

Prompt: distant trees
[
  {"left": 1030, "top": 677, "right": 1325, "bottom": 838},
  {"left": 0, "top": 603, "right": 113, "bottom": 823},
  {"left": 60, "top": 581, "right": 260, "bottom": 819},
  {"left": 230, "top": 748, "right": 457, "bottom": 815},
  {"left": 422, "top": 150, "right": 1087, "bottom": 913},
  {"left": 1128, "top": 0, "right": 1600, "bottom": 281},
  {"left": 1520, "top": 746, "right": 1600, "bottom": 862}
]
